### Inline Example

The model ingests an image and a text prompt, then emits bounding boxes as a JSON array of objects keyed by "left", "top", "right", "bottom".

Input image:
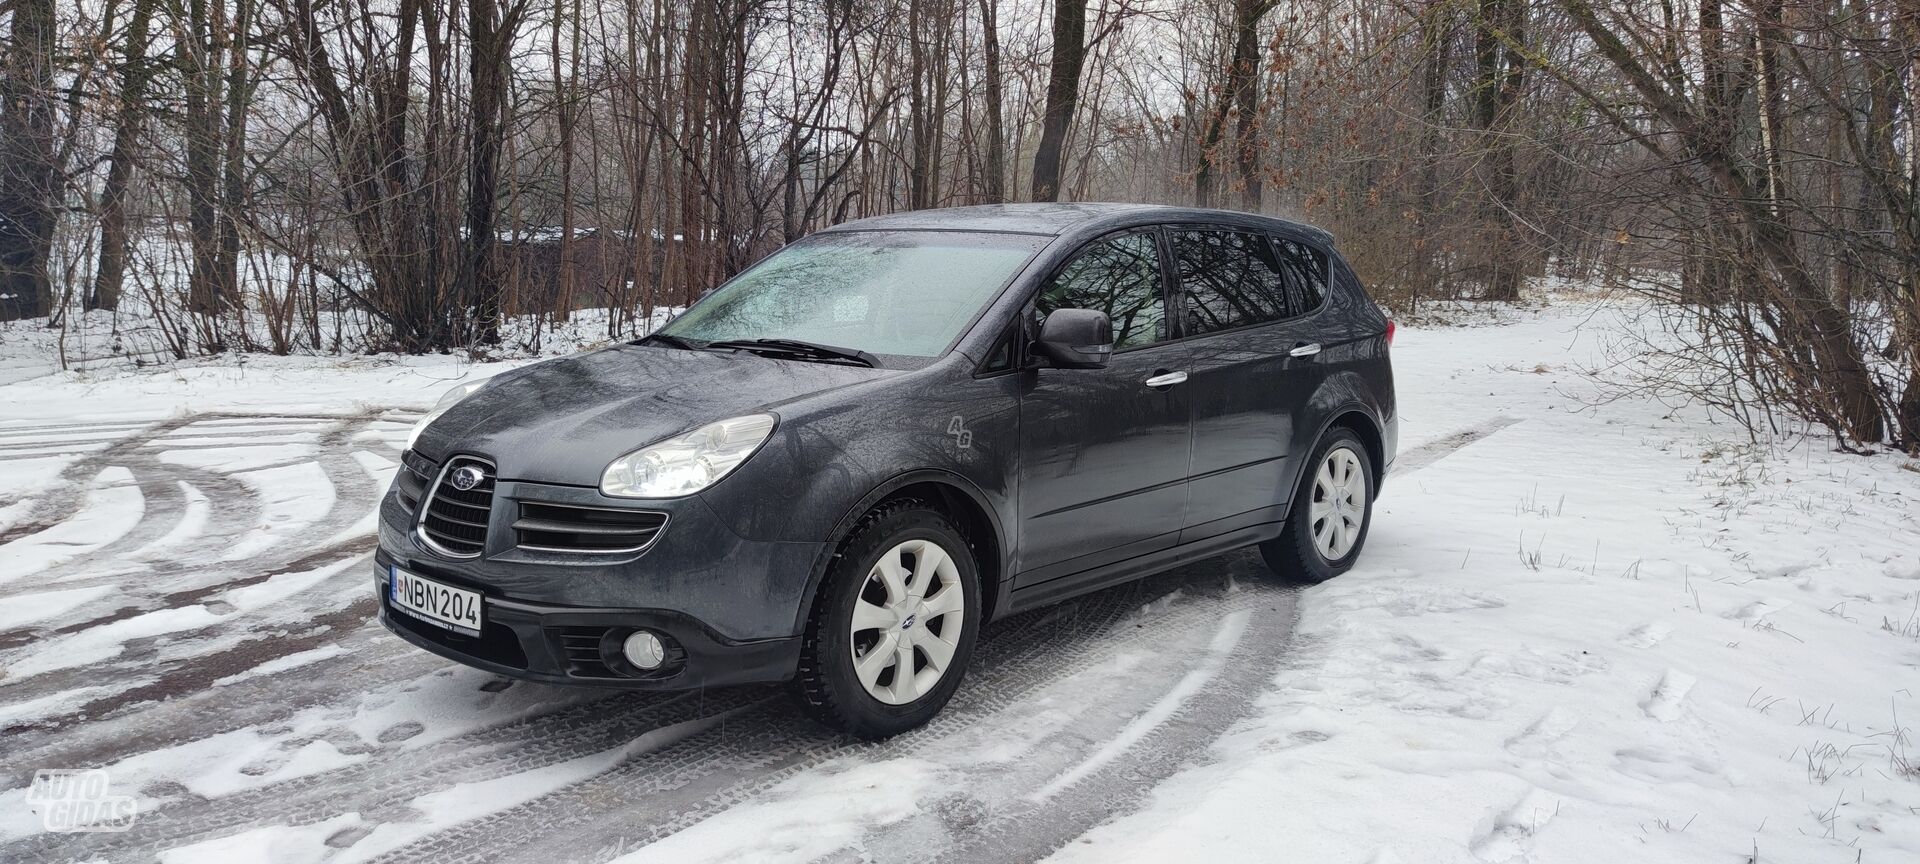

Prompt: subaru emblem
[{"left": 449, "top": 465, "right": 486, "bottom": 491}]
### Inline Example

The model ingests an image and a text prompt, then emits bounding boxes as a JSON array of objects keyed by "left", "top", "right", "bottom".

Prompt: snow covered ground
[
  {"left": 1, "top": 299, "right": 1915, "bottom": 862},
  {"left": 1056, "top": 307, "right": 1920, "bottom": 863}
]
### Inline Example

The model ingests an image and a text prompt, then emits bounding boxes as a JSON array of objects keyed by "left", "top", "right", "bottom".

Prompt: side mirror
[{"left": 1031, "top": 308, "right": 1113, "bottom": 370}]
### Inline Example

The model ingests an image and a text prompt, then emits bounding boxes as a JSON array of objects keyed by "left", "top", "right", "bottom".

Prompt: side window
[
  {"left": 977, "top": 325, "right": 1016, "bottom": 374},
  {"left": 1169, "top": 229, "right": 1292, "bottom": 335},
  {"left": 1034, "top": 232, "right": 1168, "bottom": 350},
  {"left": 1271, "top": 236, "right": 1329, "bottom": 314}
]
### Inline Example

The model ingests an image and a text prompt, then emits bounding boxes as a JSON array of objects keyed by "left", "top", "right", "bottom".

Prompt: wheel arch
[
  {"left": 792, "top": 469, "right": 1007, "bottom": 635},
  {"left": 1297, "top": 402, "right": 1387, "bottom": 504}
]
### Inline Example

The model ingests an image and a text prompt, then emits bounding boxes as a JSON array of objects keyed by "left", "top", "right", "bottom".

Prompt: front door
[{"left": 1014, "top": 230, "right": 1190, "bottom": 586}]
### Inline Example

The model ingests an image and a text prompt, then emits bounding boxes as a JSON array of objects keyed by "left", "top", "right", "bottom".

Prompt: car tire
[
  {"left": 1261, "top": 427, "right": 1374, "bottom": 584},
  {"left": 794, "top": 499, "right": 981, "bottom": 739}
]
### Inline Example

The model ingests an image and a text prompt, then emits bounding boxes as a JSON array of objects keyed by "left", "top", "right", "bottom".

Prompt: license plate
[{"left": 389, "top": 566, "right": 483, "bottom": 635}]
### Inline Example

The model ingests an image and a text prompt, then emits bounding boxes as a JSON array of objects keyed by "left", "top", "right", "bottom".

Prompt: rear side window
[
  {"left": 1169, "top": 229, "right": 1290, "bottom": 335},
  {"left": 1270, "top": 235, "right": 1329, "bottom": 314},
  {"left": 1035, "top": 232, "right": 1168, "bottom": 350}
]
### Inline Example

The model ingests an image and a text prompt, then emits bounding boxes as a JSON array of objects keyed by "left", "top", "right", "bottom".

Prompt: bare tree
[
  {"left": 7, "top": 0, "right": 1913, "bottom": 449},
  {"left": 0, "top": 0, "right": 59, "bottom": 321},
  {"left": 1471, "top": 0, "right": 1529, "bottom": 301},
  {"left": 1031, "top": 0, "right": 1087, "bottom": 202},
  {"left": 976, "top": 0, "right": 1007, "bottom": 202},
  {"left": 90, "top": 0, "right": 160, "bottom": 313}
]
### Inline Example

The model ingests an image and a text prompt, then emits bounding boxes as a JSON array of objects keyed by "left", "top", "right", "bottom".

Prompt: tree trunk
[
  {"left": 91, "top": 0, "right": 159, "bottom": 313},
  {"left": 0, "top": 0, "right": 59, "bottom": 321},
  {"left": 554, "top": 0, "right": 580, "bottom": 320},
  {"left": 1194, "top": 80, "right": 1233, "bottom": 207},
  {"left": 184, "top": 0, "right": 226, "bottom": 318},
  {"left": 1411, "top": 1, "right": 1452, "bottom": 304},
  {"left": 1475, "top": 0, "right": 1527, "bottom": 302},
  {"left": 907, "top": 0, "right": 946, "bottom": 210},
  {"left": 1195, "top": 1, "right": 1265, "bottom": 210},
  {"left": 977, "top": 0, "right": 1006, "bottom": 202},
  {"left": 466, "top": 0, "right": 514, "bottom": 344},
  {"left": 1752, "top": 0, "right": 1787, "bottom": 216},
  {"left": 1229, "top": 0, "right": 1266, "bottom": 211},
  {"left": 1030, "top": 0, "right": 1087, "bottom": 202},
  {"left": 219, "top": 0, "right": 251, "bottom": 317},
  {"left": 1896, "top": 0, "right": 1920, "bottom": 445}
]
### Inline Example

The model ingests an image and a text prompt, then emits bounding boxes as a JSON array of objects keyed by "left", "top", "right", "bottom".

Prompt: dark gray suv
[{"left": 377, "top": 203, "right": 1397, "bottom": 737}]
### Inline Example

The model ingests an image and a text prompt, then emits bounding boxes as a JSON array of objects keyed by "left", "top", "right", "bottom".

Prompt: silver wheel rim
[
  {"left": 850, "top": 538, "right": 965, "bottom": 705},
  {"left": 1310, "top": 446, "right": 1366, "bottom": 561}
]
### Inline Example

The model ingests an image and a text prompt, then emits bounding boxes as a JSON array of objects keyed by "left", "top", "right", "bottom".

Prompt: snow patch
[
  {"left": 608, "top": 758, "right": 948, "bottom": 864},
  {"left": 0, "top": 583, "right": 113, "bottom": 630},
  {"left": 213, "top": 644, "right": 351, "bottom": 686},
  {"left": 0, "top": 466, "right": 143, "bottom": 581},
  {"left": 158, "top": 813, "right": 364, "bottom": 864}
]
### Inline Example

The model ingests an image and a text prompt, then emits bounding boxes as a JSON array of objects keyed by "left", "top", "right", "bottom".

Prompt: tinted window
[
  {"left": 1035, "top": 232, "right": 1167, "bottom": 350},
  {"left": 1170, "top": 229, "right": 1331, "bottom": 335},
  {"left": 1271, "top": 235, "right": 1328, "bottom": 314},
  {"left": 1170, "top": 229, "right": 1292, "bottom": 335}
]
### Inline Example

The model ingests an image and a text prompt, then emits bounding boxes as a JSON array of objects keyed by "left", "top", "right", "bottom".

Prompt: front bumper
[
  {"left": 380, "top": 451, "right": 826, "bottom": 640},
  {"left": 375, "top": 551, "right": 800, "bottom": 689},
  {"left": 375, "top": 449, "right": 826, "bottom": 689}
]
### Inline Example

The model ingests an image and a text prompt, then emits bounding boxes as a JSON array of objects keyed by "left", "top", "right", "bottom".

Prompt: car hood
[{"left": 414, "top": 344, "right": 896, "bottom": 487}]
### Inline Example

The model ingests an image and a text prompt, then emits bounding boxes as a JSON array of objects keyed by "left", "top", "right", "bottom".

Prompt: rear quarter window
[{"left": 1269, "top": 235, "right": 1329, "bottom": 316}]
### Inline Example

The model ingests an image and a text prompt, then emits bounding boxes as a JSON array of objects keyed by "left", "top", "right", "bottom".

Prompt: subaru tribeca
[{"left": 377, "top": 203, "right": 1397, "bottom": 738}]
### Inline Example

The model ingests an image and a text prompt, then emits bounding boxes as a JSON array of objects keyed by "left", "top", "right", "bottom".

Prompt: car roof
[{"left": 819, "top": 203, "right": 1333, "bottom": 244}]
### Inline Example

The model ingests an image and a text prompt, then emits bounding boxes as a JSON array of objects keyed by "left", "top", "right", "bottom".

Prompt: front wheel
[
  {"left": 794, "top": 500, "right": 980, "bottom": 739},
  {"left": 1261, "top": 428, "right": 1374, "bottom": 584}
]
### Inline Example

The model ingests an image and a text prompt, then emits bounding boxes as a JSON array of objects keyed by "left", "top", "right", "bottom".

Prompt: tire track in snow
[
  {"left": 7, "top": 564, "right": 1276, "bottom": 864},
  {"left": 1394, "top": 416, "right": 1523, "bottom": 472},
  {"left": 0, "top": 411, "right": 396, "bottom": 598},
  {"left": 0, "top": 412, "right": 375, "bottom": 594},
  {"left": 1025, "top": 609, "right": 1251, "bottom": 803},
  {"left": 375, "top": 570, "right": 1283, "bottom": 864},
  {"left": 0, "top": 412, "right": 403, "bottom": 738}
]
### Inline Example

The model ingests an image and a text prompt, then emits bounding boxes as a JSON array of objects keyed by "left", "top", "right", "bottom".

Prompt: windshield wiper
[
  {"left": 634, "top": 332, "right": 702, "bottom": 351},
  {"left": 704, "top": 338, "right": 879, "bottom": 368}
]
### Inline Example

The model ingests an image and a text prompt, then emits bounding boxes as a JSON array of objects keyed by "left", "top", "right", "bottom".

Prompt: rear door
[
  {"left": 1013, "top": 229, "right": 1191, "bottom": 585},
  {"left": 1165, "top": 227, "right": 1332, "bottom": 541}
]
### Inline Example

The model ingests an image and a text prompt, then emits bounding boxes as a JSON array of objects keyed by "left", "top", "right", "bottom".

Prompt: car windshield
[{"left": 657, "top": 230, "right": 1046, "bottom": 363}]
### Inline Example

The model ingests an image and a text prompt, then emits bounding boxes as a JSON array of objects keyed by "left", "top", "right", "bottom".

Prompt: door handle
[
  {"left": 1289, "top": 342, "right": 1322, "bottom": 358},
  {"left": 1144, "top": 370, "right": 1187, "bottom": 389}
]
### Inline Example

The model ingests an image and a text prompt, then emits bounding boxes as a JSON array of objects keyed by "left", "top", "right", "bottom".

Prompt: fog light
[{"left": 622, "top": 630, "right": 667, "bottom": 670}]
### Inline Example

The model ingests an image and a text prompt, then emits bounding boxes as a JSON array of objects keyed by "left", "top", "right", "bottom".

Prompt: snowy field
[{"left": 1, "top": 301, "right": 1916, "bottom": 862}]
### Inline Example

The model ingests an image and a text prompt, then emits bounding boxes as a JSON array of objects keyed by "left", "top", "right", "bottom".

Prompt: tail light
[{"left": 1385, "top": 320, "right": 1396, "bottom": 346}]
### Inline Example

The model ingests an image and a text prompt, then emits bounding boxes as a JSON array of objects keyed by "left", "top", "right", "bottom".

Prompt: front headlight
[
  {"left": 600, "top": 414, "right": 776, "bottom": 498},
  {"left": 406, "top": 379, "right": 492, "bottom": 451}
]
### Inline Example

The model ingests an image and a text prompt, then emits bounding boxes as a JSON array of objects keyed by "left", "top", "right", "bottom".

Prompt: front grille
[
  {"left": 397, "top": 450, "right": 437, "bottom": 513},
  {"left": 417, "top": 456, "right": 495, "bottom": 557},
  {"left": 513, "top": 502, "right": 667, "bottom": 554},
  {"left": 556, "top": 627, "right": 617, "bottom": 678}
]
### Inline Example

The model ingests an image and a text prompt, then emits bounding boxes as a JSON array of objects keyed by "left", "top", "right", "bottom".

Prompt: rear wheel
[
  {"left": 1261, "top": 428, "right": 1374, "bottom": 584},
  {"left": 794, "top": 500, "right": 980, "bottom": 738}
]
